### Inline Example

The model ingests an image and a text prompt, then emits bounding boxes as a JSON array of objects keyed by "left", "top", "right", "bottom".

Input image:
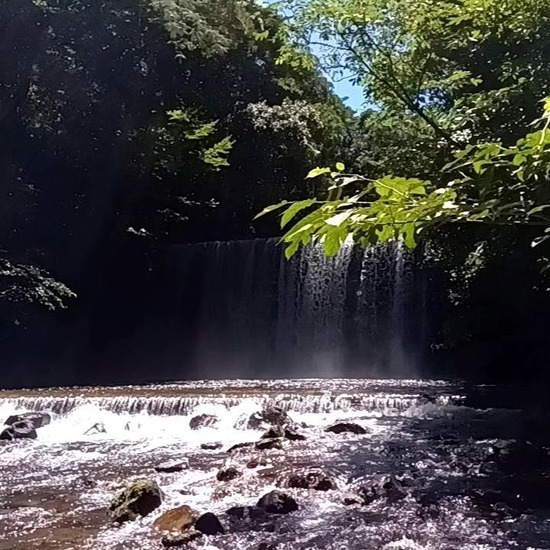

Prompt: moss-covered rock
[{"left": 110, "top": 480, "right": 162, "bottom": 523}]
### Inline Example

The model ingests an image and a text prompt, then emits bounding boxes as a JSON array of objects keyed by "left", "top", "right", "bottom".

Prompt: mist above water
[{"left": 178, "top": 240, "right": 425, "bottom": 379}]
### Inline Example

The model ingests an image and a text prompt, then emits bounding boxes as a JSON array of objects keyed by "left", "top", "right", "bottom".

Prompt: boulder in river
[
  {"left": 358, "top": 475, "right": 408, "bottom": 505},
  {"left": 161, "top": 530, "right": 202, "bottom": 547},
  {"left": 155, "top": 460, "right": 188, "bottom": 473},
  {"left": 110, "top": 480, "right": 162, "bottom": 523},
  {"left": 189, "top": 414, "right": 219, "bottom": 430},
  {"left": 257, "top": 490, "right": 298, "bottom": 514},
  {"left": 227, "top": 441, "right": 255, "bottom": 453},
  {"left": 284, "top": 428, "right": 306, "bottom": 441},
  {"left": 325, "top": 422, "right": 367, "bottom": 435},
  {"left": 154, "top": 505, "right": 198, "bottom": 532},
  {"left": 0, "top": 420, "right": 38, "bottom": 441},
  {"left": 195, "top": 512, "right": 225, "bottom": 535},
  {"left": 217, "top": 466, "right": 242, "bottom": 482},
  {"left": 255, "top": 438, "right": 283, "bottom": 451},
  {"left": 5, "top": 412, "right": 51, "bottom": 430},
  {"left": 201, "top": 442, "right": 223, "bottom": 451},
  {"left": 287, "top": 471, "right": 335, "bottom": 491},
  {"left": 244, "top": 407, "right": 291, "bottom": 431}
]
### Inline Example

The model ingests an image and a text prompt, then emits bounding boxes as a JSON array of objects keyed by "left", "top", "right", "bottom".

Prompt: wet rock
[
  {"left": 0, "top": 420, "right": 37, "bottom": 441},
  {"left": 201, "top": 442, "right": 223, "bottom": 451},
  {"left": 325, "top": 423, "right": 367, "bottom": 435},
  {"left": 419, "top": 393, "right": 437, "bottom": 405},
  {"left": 195, "top": 512, "right": 225, "bottom": 535},
  {"left": 256, "top": 438, "right": 283, "bottom": 451},
  {"left": 342, "top": 495, "right": 362, "bottom": 506},
  {"left": 284, "top": 428, "right": 306, "bottom": 441},
  {"left": 257, "top": 490, "right": 298, "bottom": 514},
  {"left": 84, "top": 422, "right": 106, "bottom": 435},
  {"left": 227, "top": 441, "right": 255, "bottom": 453},
  {"left": 217, "top": 466, "right": 242, "bottom": 482},
  {"left": 155, "top": 460, "right": 188, "bottom": 473},
  {"left": 358, "top": 475, "right": 408, "bottom": 506},
  {"left": 5, "top": 412, "right": 51, "bottom": 430},
  {"left": 189, "top": 414, "right": 218, "bottom": 430},
  {"left": 161, "top": 530, "right": 202, "bottom": 547},
  {"left": 226, "top": 506, "right": 269, "bottom": 521},
  {"left": 154, "top": 505, "right": 198, "bottom": 532},
  {"left": 257, "top": 544, "right": 277, "bottom": 550},
  {"left": 247, "top": 457, "right": 267, "bottom": 469},
  {"left": 287, "top": 471, "right": 335, "bottom": 491},
  {"left": 245, "top": 407, "right": 291, "bottom": 431},
  {"left": 261, "top": 425, "right": 285, "bottom": 439},
  {"left": 261, "top": 425, "right": 305, "bottom": 442},
  {"left": 110, "top": 480, "right": 162, "bottom": 523}
]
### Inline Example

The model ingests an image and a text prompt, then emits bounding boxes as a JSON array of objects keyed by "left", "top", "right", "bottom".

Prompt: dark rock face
[
  {"left": 325, "top": 422, "right": 367, "bottom": 435},
  {"left": 110, "top": 480, "right": 162, "bottom": 523},
  {"left": 5, "top": 412, "right": 51, "bottom": 430},
  {"left": 161, "top": 530, "right": 202, "bottom": 547},
  {"left": 201, "top": 442, "right": 223, "bottom": 451},
  {"left": 216, "top": 467, "right": 242, "bottom": 482},
  {"left": 257, "top": 544, "right": 277, "bottom": 550},
  {"left": 255, "top": 438, "right": 283, "bottom": 451},
  {"left": 155, "top": 460, "right": 187, "bottom": 473},
  {"left": 257, "top": 490, "right": 298, "bottom": 514},
  {"left": 287, "top": 471, "right": 335, "bottom": 491},
  {"left": 245, "top": 408, "right": 291, "bottom": 431},
  {"left": 189, "top": 414, "right": 219, "bottom": 430},
  {"left": 0, "top": 420, "right": 38, "bottom": 441},
  {"left": 195, "top": 512, "right": 225, "bottom": 535}
]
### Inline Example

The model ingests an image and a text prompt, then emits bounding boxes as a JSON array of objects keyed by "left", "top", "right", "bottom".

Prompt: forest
[{"left": 1, "top": 0, "right": 549, "bottom": 385}]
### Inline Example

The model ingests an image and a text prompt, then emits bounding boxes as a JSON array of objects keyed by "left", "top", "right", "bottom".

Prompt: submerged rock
[
  {"left": 287, "top": 471, "right": 335, "bottom": 491},
  {"left": 195, "top": 512, "right": 225, "bottom": 535},
  {"left": 0, "top": 420, "right": 37, "bottom": 441},
  {"left": 257, "top": 490, "right": 298, "bottom": 514},
  {"left": 189, "top": 414, "right": 219, "bottom": 430},
  {"left": 110, "top": 480, "right": 162, "bottom": 523},
  {"left": 5, "top": 412, "right": 51, "bottom": 430},
  {"left": 161, "top": 530, "right": 202, "bottom": 547},
  {"left": 325, "top": 422, "right": 367, "bottom": 435},
  {"left": 155, "top": 460, "right": 188, "bottom": 473},
  {"left": 201, "top": 442, "right": 223, "bottom": 451},
  {"left": 226, "top": 506, "right": 269, "bottom": 521},
  {"left": 217, "top": 466, "right": 242, "bottom": 482},
  {"left": 154, "top": 505, "right": 198, "bottom": 532}
]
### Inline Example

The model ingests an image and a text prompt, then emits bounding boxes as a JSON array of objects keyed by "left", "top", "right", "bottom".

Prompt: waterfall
[{"left": 175, "top": 239, "right": 426, "bottom": 378}]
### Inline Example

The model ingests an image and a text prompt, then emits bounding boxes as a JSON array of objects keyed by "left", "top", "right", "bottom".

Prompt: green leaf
[
  {"left": 325, "top": 211, "right": 352, "bottom": 227},
  {"left": 335, "top": 162, "right": 345, "bottom": 172},
  {"left": 254, "top": 201, "right": 289, "bottom": 220},
  {"left": 280, "top": 199, "right": 316, "bottom": 228},
  {"left": 306, "top": 167, "right": 331, "bottom": 179}
]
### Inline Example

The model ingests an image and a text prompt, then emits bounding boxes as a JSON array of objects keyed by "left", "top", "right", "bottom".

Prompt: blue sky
[{"left": 261, "top": 0, "right": 364, "bottom": 111}]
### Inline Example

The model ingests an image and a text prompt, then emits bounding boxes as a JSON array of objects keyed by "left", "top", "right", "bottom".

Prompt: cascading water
[
  {"left": 1, "top": 379, "right": 549, "bottom": 550},
  {"left": 179, "top": 239, "right": 423, "bottom": 378},
  {"left": 1, "top": 241, "right": 549, "bottom": 550}
]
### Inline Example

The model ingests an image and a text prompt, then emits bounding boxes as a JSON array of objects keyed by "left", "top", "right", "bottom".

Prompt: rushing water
[{"left": 0, "top": 379, "right": 549, "bottom": 550}]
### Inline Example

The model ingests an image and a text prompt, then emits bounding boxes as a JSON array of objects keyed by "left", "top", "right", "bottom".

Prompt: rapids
[{"left": 0, "top": 379, "right": 549, "bottom": 549}]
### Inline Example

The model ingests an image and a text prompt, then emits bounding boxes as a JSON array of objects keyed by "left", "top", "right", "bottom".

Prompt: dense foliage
[
  {"left": 264, "top": 0, "right": 550, "bottom": 279},
  {"left": 0, "top": 0, "right": 347, "bottom": 311}
]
